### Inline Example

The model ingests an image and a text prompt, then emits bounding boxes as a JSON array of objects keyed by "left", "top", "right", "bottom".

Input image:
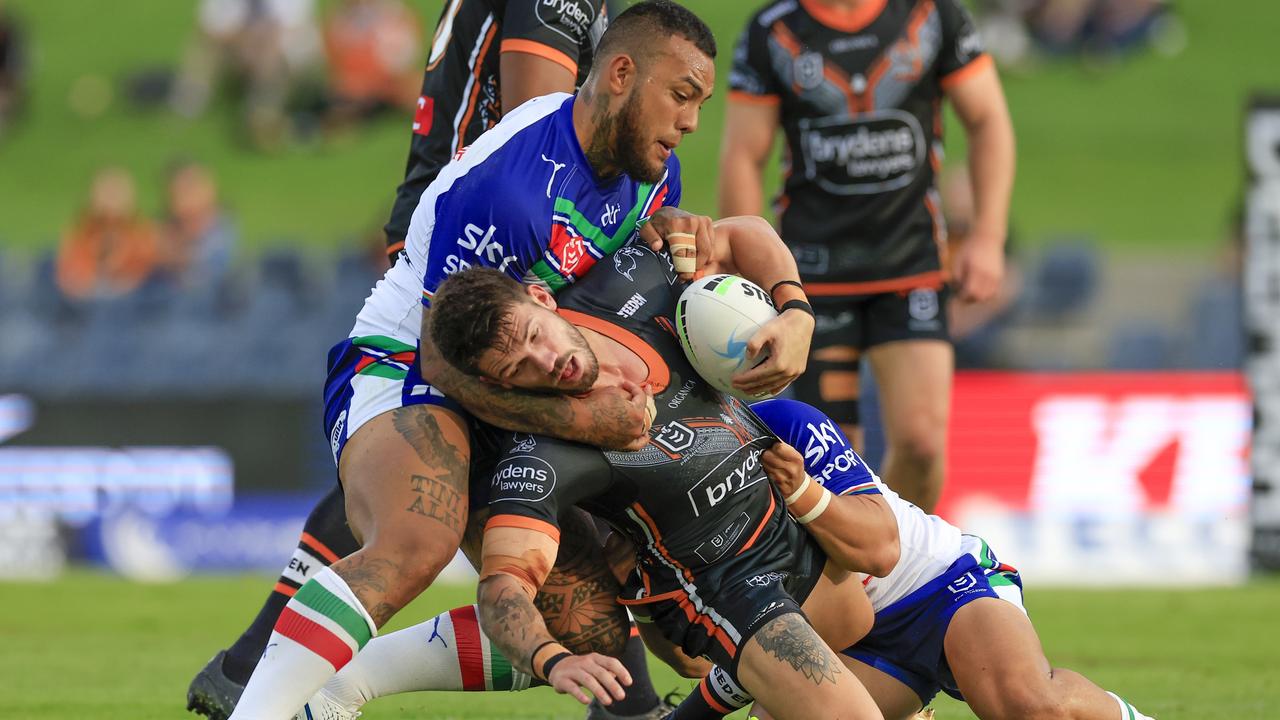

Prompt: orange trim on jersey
[
  {"left": 940, "top": 53, "right": 994, "bottom": 91},
  {"left": 500, "top": 38, "right": 578, "bottom": 76},
  {"left": 485, "top": 514, "right": 561, "bottom": 544},
  {"left": 455, "top": 22, "right": 499, "bottom": 150},
  {"left": 301, "top": 532, "right": 340, "bottom": 563},
  {"left": 677, "top": 592, "right": 738, "bottom": 658},
  {"left": 557, "top": 309, "right": 671, "bottom": 393},
  {"left": 617, "top": 588, "right": 686, "bottom": 605},
  {"left": 630, "top": 502, "right": 694, "bottom": 583},
  {"left": 273, "top": 581, "right": 298, "bottom": 598},
  {"left": 799, "top": 0, "right": 887, "bottom": 33},
  {"left": 924, "top": 192, "right": 945, "bottom": 254},
  {"left": 385, "top": 240, "right": 406, "bottom": 257},
  {"left": 727, "top": 90, "right": 781, "bottom": 106},
  {"left": 699, "top": 679, "right": 734, "bottom": 715},
  {"left": 805, "top": 270, "right": 946, "bottom": 297},
  {"left": 425, "top": 0, "right": 464, "bottom": 73},
  {"left": 736, "top": 489, "right": 777, "bottom": 556},
  {"left": 772, "top": 22, "right": 858, "bottom": 115}
]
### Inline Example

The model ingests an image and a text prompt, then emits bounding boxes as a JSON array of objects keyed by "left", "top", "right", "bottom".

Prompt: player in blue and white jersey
[
  {"left": 224, "top": 4, "right": 829, "bottom": 719},
  {"left": 676, "top": 399, "right": 1157, "bottom": 720}
]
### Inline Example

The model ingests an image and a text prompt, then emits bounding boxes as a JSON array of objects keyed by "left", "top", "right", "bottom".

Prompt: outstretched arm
[
  {"left": 419, "top": 319, "right": 653, "bottom": 450},
  {"left": 477, "top": 526, "right": 632, "bottom": 706}
]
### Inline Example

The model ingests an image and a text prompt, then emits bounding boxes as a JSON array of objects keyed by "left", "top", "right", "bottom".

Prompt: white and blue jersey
[
  {"left": 752, "top": 398, "right": 1025, "bottom": 705},
  {"left": 325, "top": 92, "right": 681, "bottom": 464}
]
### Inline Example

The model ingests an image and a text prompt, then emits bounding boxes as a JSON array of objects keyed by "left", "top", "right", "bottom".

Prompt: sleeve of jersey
[
  {"left": 750, "top": 399, "right": 882, "bottom": 497},
  {"left": 727, "top": 16, "right": 783, "bottom": 105},
  {"left": 500, "top": 0, "right": 601, "bottom": 77},
  {"left": 663, "top": 153, "right": 682, "bottom": 209},
  {"left": 486, "top": 439, "right": 613, "bottom": 541},
  {"left": 936, "top": 0, "right": 993, "bottom": 90}
]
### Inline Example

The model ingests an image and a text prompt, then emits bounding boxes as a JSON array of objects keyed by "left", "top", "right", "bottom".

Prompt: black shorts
[
  {"left": 811, "top": 285, "right": 952, "bottom": 353},
  {"left": 622, "top": 523, "right": 826, "bottom": 676}
]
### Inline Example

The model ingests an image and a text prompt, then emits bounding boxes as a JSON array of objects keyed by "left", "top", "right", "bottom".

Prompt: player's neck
[
  {"left": 578, "top": 326, "right": 648, "bottom": 388},
  {"left": 572, "top": 85, "right": 624, "bottom": 181}
]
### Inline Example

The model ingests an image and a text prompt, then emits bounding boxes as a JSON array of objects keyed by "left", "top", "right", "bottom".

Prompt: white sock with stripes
[
  {"left": 1107, "top": 691, "right": 1155, "bottom": 720},
  {"left": 230, "top": 568, "right": 377, "bottom": 719},
  {"left": 320, "top": 605, "right": 534, "bottom": 710}
]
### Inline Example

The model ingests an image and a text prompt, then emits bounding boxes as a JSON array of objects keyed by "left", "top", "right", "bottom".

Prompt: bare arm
[
  {"left": 947, "top": 64, "right": 1016, "bottom": 303},
  {"left": 478, "top": 526, "right": 631, "bottom": 705},
  {"left": 763, "top": 443, "right": 900, "bottom": 577},
  {"left": 419, "top": 324, "right": 651, "bottom": 450},
  {"left": 719, "top": 98, "right": 780, "bottom": 219},
  {"left": 499, "top": 50, "right": 576, "bottom": 112}
]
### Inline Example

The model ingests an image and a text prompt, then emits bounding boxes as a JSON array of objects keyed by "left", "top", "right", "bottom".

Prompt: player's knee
[{"left": 892, "top": 417, "right": 946, "bottom": 466}]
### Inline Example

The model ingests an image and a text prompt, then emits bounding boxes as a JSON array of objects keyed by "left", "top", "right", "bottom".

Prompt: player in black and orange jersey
[
  {"left": 720, "top": 0, "right": 1015, "bottom": 513},
  {"left": 383, "top": 0, "right": 609, "bottom": 260}
]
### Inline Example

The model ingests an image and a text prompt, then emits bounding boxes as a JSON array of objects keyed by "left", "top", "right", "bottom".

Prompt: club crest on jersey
[
  {"left": 794, "top": 51, "right": 825, "bottom": 91},
  {"left": 512, "top": 433, "right": 537, "bottom": 453},
  {"left": 613, "top": 245, "right": 646, "bottom": 280},
  {"left": 550, "top": 222, "right": 590, "bottom": 276}
]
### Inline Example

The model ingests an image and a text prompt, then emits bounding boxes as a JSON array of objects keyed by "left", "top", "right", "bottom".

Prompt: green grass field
[
  {"left": 1, "top": 1, "right": 1276, "bottom": 254},
  {"left": 3, "top": 571, "right": 1276, "bottom": 718}
]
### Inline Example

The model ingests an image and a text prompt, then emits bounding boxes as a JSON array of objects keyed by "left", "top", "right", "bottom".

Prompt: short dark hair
[
  {"left": 427, "top": 268, "right": 530, "bottom": 376},
  {"left": 595, "top": 0, "right": 716, "bottom": 66}
]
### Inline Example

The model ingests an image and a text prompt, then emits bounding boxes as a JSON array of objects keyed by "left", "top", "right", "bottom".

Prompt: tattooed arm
[
  {"left": 534, "top": 508, "right": 630, "bottom": 657},
  {"left": 419, "top": 318, "right": 651, "bottom": 451},
  {"left": 478, "top": 526, "right": 632, "bottom": 705}
]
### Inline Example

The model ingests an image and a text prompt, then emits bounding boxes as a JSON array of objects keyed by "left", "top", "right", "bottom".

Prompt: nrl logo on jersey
[{"left": 794, "top": 52, "right": 825, "bottom": 91}]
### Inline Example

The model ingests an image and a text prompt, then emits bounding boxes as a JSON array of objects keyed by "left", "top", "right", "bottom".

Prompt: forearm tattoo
[
  {"left": 755, "top": 613, "right": 844, "bottom": 686},
  {"left": 479, "top": 576, "right": 551, "bottom": 675}
]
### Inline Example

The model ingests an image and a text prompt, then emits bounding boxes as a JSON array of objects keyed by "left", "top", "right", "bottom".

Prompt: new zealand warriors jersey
[
  {"left": 485, "top": 247, "right": 827, "bottom": 656},
  {"left": 351, "top": 92, "right": 680, "bottom": 349},
  {"left": 384, "top": 0, "right": 608, "bottom": 249},
  {"left": 730, "top": 0, "right": 989, "bottom": 291}
]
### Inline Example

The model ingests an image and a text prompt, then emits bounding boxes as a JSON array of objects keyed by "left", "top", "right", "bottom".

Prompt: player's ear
[
  {"left": 605, "top": 52, "right": 636, "bottom": 95},
  {"left": 527, "top": 283, "right": 557, "bottom": 310}
]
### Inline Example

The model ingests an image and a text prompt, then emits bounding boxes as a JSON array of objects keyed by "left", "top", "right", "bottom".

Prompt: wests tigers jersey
[
  {"left": 730, "top": 0, "right": 989, "bottom": 292},
  {"left": 384, "top": 0, "right": 608, "bottom": 250}
]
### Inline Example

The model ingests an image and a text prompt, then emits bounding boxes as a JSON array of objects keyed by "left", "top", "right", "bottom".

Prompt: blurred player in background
[
  {"left": 183, "top": 2, "right": 691, "bottom": 719},
  {"left": 720, "top": 0, "right": 1015, "bottom": 512}
]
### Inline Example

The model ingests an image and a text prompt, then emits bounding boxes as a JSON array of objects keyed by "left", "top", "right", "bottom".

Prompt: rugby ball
[{"left": 676, "top": 274, "right": 781, "bottom": 401}]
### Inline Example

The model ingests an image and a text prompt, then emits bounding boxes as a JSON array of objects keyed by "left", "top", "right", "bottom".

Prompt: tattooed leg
[
  {"left": 229, "top": 405, "right": 473, "bottom": 719},
  {"left": 736, "top": 613, "right": 884, "bottom": 720},
  {"left": 336, "top": 404, "right": 472, "bottom": 625}
]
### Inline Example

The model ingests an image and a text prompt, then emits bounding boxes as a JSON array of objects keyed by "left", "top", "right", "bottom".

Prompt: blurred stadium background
[{"left": 1, "top": 0, "right": 1277, "bottom": 718}]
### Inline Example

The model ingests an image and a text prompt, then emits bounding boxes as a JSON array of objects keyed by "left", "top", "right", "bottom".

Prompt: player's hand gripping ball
[{"left": 676, "top": 274, "right": 781, "bottom": 401}]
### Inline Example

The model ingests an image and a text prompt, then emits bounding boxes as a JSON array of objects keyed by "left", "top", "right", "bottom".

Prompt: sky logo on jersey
[{"left": 456, "top": 223, "right": 518, "bottom": 272}]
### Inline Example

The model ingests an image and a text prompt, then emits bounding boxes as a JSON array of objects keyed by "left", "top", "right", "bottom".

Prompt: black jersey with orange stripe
[
  {"left": 730, "top": 0, "right": 988, "bottom": 291},
  {"left": 484, "top": 245, "right": 826, "bottom": 661},
  {"left": 384, "top": 0, "right": 607, "bottom": 252}
]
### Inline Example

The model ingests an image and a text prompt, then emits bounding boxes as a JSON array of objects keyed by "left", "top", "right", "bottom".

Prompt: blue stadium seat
[
  {"left": 1105, "top": 321, "right": 1180, "bottom": 370},
  {"left": 1186, "top": 276, "right": 1244, "bottom": 369},
  {"left": 1019, "top": 239, "right": 1100, "bottom": 322}
]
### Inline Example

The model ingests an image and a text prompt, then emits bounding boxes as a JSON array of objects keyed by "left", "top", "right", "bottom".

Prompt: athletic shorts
[
  {"left": 810, "top": 284, "right": 951, "bottom": 353},
  {"left": 623, "top": 531, "right": 826, "bottom": 676},
  {"left": 842, "top": 536, "right": 1025, "bottom": 706}
]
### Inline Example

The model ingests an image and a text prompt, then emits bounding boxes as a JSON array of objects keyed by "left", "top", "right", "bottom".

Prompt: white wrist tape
[
  {"left": 783, "top": 475, "right": 812, "bottom": 506},
  {"left": 794, "top": 488, "right": 832, "bottom": 525}
]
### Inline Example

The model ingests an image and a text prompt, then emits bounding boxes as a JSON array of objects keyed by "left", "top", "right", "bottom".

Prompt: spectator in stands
[
  {"left": 159, "top": 160, "right": 238, "bottom": 294},
  {"left": 322, "top": 0, "right": 422, "bottom": 131},
  {"left": 56, "top": 167, "right": 162, "bottom": 301},
  {"left": 170, "top": 0, "right": 323, "bottom": 150},
  {"left": 0, "top": 0, "right": 28, "bottom": 140}
]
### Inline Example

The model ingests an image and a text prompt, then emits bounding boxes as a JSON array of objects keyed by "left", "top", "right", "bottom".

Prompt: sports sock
[
  {"left": 229, "top": 567, "right": 376, "bottom": 719},
  {"left": 602, "top": 627, "right": 663, "bottom": 715},
  {"left": 1107, "top": 691, "right": 1155, "bottom": 720},
  {"left": 222, "top": 487, "right": 360, "bottom": 685},
  {"left": 666, "top": 666, "right": 751, "bottom": 719},
  {"left": 319, "top": 604, "right": 539, "bottom": 710}
]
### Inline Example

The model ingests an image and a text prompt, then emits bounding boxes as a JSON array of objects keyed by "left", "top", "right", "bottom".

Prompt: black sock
[
  {"left": 220, "top": 486, "right": 360, "bottom": 685},
  {"left": 607, "top": 630, "right": 663, "bottom": 715},
  {"left": 666, "top": 673, "right": 746, "bottom": 720}
]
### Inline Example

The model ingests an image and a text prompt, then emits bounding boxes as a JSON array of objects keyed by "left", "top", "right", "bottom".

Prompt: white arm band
[
  {"left": 783, "top": 475, "right": 812, "bottom": 506},
  {"left": 794, "top": 488, "right": 833, "bottom": 525}
]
